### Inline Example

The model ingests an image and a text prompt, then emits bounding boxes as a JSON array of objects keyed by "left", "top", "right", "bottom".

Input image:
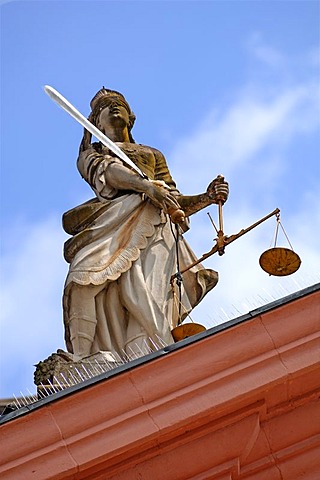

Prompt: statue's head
[{"left": 89, "top": 87, "right": 136, "bottom": 142}]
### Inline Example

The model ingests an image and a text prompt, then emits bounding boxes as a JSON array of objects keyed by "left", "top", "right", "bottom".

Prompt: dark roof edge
[
  {"left": 165, "top": 281, "right": 320, "bottom": 351},
  {"left": 1, "top": 282, "right": 319, "bottom": 425}
]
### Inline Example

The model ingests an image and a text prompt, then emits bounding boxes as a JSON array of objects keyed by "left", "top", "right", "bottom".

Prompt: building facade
[{"left": 1, "top": 284, "right": 319, "bottom": 479}]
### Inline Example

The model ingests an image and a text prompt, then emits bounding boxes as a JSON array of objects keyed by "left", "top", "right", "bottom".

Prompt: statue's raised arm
[{"left": 62, "top": 87, "right": 228, "bottom": 361}]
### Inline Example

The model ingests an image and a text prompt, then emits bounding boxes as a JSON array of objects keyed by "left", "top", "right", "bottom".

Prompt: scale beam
[{"left": 175, "top": 208, "right": 280, "bottom": 277}]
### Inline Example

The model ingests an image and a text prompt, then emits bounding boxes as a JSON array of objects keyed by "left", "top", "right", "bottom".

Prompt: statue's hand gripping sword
[{"left": 44, "top": 85, "right": 185, "bottom": 224}]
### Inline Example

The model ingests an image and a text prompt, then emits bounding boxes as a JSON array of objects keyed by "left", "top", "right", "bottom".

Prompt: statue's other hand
[
  {"left": 207, "top": 175, "right": 229, "bottom": 204},
  {"left": 145, "top": 182, "right": 181, "bottom": 212}
]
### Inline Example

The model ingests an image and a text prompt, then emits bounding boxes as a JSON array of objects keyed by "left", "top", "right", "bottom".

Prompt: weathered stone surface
[
  {"left": 61, "top": 87, "right": 228, "bottom": 361},
  {"left": 34, "top": 350, "right": 119, "bottom": 394}
]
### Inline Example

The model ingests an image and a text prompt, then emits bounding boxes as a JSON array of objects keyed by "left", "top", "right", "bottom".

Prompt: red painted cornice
[{"left": 1, "top": 287, "right": 319, "bottom": 479}]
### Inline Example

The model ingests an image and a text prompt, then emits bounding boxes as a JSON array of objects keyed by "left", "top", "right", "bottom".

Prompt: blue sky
[{"left": 1, "top": 0, "right": 319, "bottom": 398}]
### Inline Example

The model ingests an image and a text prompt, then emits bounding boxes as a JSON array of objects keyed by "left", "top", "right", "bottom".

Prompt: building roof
[
  {"left": 0, "top": 282, "right": 319, "bottom": 479},
  {"left": 1, "top": 282, "right": 319, "bottom": 425}
]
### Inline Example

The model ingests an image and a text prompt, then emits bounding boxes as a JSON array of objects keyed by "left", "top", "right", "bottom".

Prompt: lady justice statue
[{"left": 62, "top": 87, "right": 229, "bottom": 361}]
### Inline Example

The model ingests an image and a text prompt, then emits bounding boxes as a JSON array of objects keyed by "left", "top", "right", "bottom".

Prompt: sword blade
[{"left": 44, "top": 85, "right": 146, "bottom": 178}]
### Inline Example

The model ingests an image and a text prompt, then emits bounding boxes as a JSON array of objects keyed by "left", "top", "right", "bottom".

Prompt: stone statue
[{"left": 62, "top": 87, "right": 229, "bottom": 361}]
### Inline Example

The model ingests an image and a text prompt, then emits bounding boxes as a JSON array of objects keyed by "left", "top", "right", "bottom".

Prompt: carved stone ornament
[{"left": 34, "top": 350, "right": 119, "bottom": 395}]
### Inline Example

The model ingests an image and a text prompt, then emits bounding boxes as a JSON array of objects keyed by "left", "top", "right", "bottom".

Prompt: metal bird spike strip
[
  {"left": 5, "top": 337, "right": 168, "bottom": 413},
  {"left": 2, "top": 275, "right": 319, "bottom": 417}
]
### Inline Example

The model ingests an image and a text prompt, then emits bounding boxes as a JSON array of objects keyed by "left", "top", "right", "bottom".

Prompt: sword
[
  {"left": 44, "top": 85, "right": 185, "bottom": 223},
  {"left": 44, "top": 85, "right": 146, "bottom": 178}
]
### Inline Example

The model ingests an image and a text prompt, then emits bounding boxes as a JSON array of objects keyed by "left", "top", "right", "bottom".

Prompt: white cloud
[
  {"left": 168, "top": 60, "right": 320, "bottom": 328},
  {"left": 187, "top": 204, "right": 320, "bottom": 329},
  {"left": 307, "top": 47, "right": 320, "bottom": 68},
  {"left": 0, "top": 217, "right": 68, "bottom": 397},
  {"left": 170, "top": 81, "right": 319, "bottom": 196},
  {"left": 246, "top": 32, "right": 286, "bottom": 68}
]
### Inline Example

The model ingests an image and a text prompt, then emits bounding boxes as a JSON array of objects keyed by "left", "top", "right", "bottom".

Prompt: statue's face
[{"left": 97, "top": 99, "right": 130, "bottom": 131}]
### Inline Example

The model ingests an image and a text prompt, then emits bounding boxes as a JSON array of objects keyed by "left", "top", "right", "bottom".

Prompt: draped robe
[{"left": 62, "top": 142, "right": 218, "bottom": 356}]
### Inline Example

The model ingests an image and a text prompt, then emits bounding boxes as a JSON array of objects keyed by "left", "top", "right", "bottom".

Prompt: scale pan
[
  {"left": 259, "top": 247, "right": 301, "bottom": 276},
  {"left": 171, "top": 323, "right": 206, "bottom": 342}
]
